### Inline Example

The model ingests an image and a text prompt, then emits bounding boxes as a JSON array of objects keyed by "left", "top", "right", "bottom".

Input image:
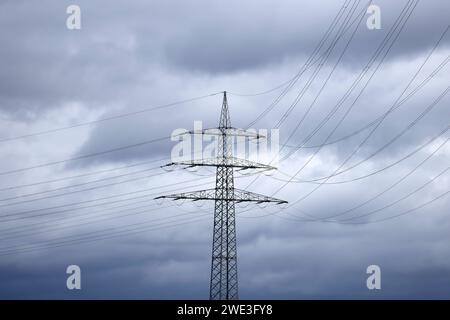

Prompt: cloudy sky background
[{"left": 0, "top": 0, "right": 449, "bottom": 299}]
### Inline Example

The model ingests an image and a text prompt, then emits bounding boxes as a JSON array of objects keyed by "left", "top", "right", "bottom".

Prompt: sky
[{"left": 0, "top": 0, "right": 449, "bottom": 299}]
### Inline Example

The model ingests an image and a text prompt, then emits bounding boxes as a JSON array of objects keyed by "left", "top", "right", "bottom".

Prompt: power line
[
  {"left": 0, "top": 125, "right": 255, "bottom": 189},
  {"left": 0, "top": 198, "right": 159, "bottom": 234},
  {"left": 279, "top": 165, "right": 450, "bottom": 224},
  {"left": 9, "top": 175, "right": 446, "bottom": 258},
  {"left": 154, "top": 92, "right": 287, "bottom": 300},
  {"left": 0, "top": 135, "right": 170, "bottom": 177},
  {"left": 278, "top": 0, "right": 419, "bottom": 161},
  {"left": 227, "top": 75, "right": 299, "bottom": 97},
  {"left": 8, "top": 174, "right": 447, "bottom": 257},
  {"left": 228, "top": 0, "right": 360, "bottom": 98},
  {"left": 274, "top": 0, "right": 365, "bottom": 129},
  {"left": 279, "top": 24, "right": 449, "bottom": 161},
  {"left": 0, "top": 2, "right": 450, "bottom": 255},
  {"left": 300, "top": 89, "right": 449, "bottom": 182},
  {"left": 0, "top": 170, "right": 174, "bottom": 208},
  {"left": 284, "top": 136, "right": 448, "bottom": 222},
  {"left": 244, "top": 0, "right": 356, "bottom": 128},
  {"left": 0, "top": 202, "right": 194, "bottom": 242},
  {"left": 0, "top": 205, "right": 268, "bottom": 256},
  {"left": 343, "top": 189, "right": 450, "bottom": 224},
  {"left": 279, "top": 85, "right": 448, "bottom": 209},
  {"left": 0, "top": 212, "right": 212, "bottom": 256},
  {"left": 0, "top": 92, "right": 222, "bottom": 143},
  {"left": 244, "top": 1, "right": 449, "bottom": 226},
  {"left": 338, "top": 166, "right": 450, "bottom": 222},
  {"left": 277, "top": 0, "right": 417, "bottom": 161},
  {"left": 0, "top": 177, "right": 216, "bottom": 222},
  {"left": 0, "top": 190, "right": 213, "bottom": 236},
  {"left": 281, "top": 53, "right": 449, "bottom": 151},
  {"left": 0, "top": 156, "right": 167, "bottom": 192},
  {"left": 270, "top": 0, "right": 421, "bottom": 198},
  {"left": 0, "top": 165, "right": 164, "bottom": 202}
]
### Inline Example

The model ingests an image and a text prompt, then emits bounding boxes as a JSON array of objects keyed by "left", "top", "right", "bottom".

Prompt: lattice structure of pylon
[{"left": 155, "top": 91, "right": 287, "bottom": 300}]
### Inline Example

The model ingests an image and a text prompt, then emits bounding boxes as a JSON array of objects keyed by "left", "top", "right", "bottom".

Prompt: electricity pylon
[{"left": 155, "top": 91, "right": 287, "bottom": 300}]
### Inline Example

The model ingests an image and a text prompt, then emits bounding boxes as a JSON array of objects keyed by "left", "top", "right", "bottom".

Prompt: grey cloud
[{"left": 0, "top": 0, "right": 449, "bottom": 300}]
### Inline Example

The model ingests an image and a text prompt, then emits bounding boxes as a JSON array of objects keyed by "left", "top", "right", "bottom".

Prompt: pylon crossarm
[
  {"left": 174, "top": 127, "right": 265, "bottom": 140},
  {"left": 155, "top": 188, "right": 287, "bottom": 204},
  {"left": 162, "top": 157, "right": 276, "bottom": 170}
]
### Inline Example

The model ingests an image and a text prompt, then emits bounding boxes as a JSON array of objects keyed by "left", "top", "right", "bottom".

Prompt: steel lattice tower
[
  {"left": 210, "top": 92, "right": 238, "bottom": 299},
  {"left": 155, "top": 92, "right": 287, "bottom": 300}
]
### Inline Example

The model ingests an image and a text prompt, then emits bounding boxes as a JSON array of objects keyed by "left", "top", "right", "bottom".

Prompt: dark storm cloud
[
  {"left": 139, "top": 0, "right": 450, "bottom": 74},
  {"left": 2, "top": 0, "right": 449, "bottom": 117},
  {"left": 0, "top": 0, "right": 449, "bottom": 300}
]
